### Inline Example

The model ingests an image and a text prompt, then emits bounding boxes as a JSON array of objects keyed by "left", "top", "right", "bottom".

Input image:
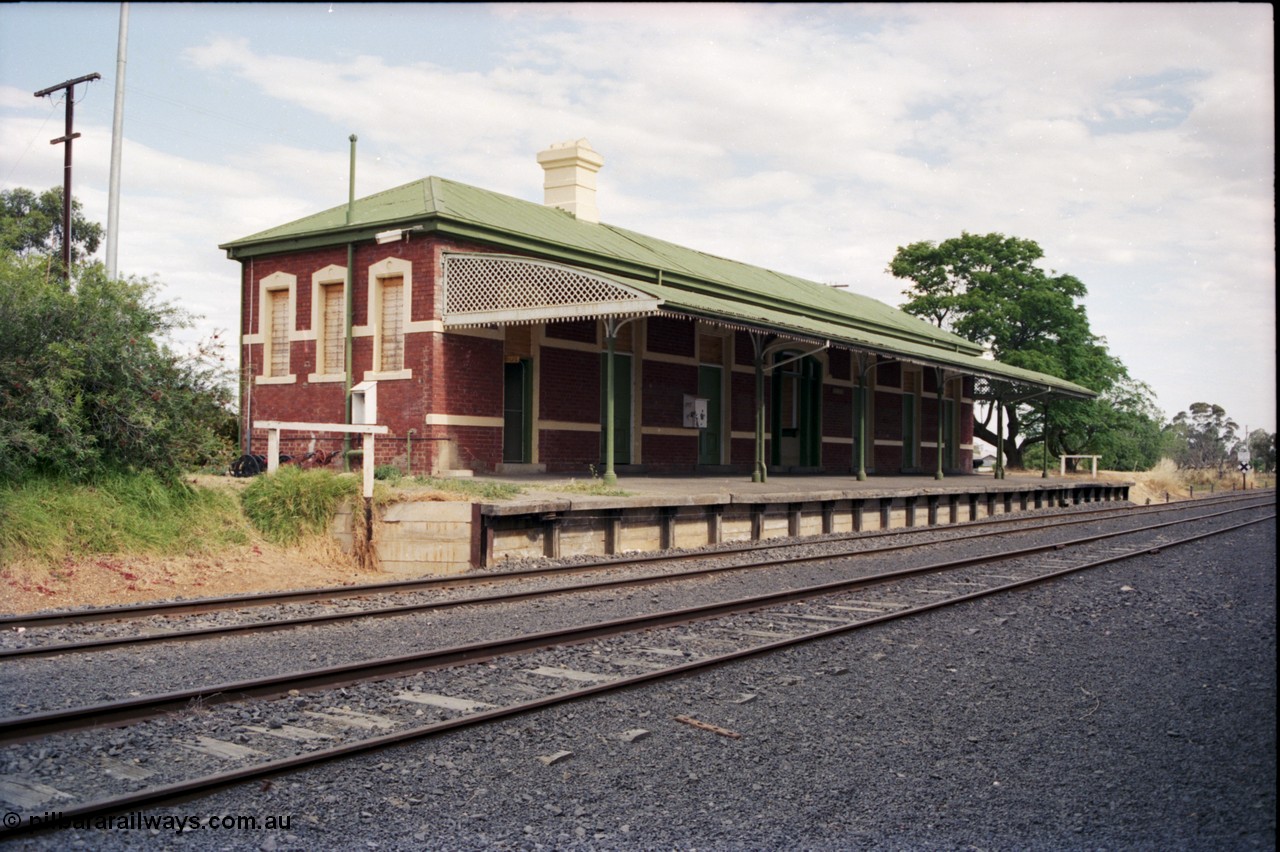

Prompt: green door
[
  {"left": 698, "top": 364, "right": 722, "bottom": 464},
  {"left": 503, "top": 359, "right": 532, "bottom": 463},
  {"left": 771, "top": 353, "right": 821, "bottom": 467},
  {"left": 798, "top": 357, "right": 821, "bottom": 466},
  {"left": 600, "top": 353, "right": 632, "bottom": 465}
]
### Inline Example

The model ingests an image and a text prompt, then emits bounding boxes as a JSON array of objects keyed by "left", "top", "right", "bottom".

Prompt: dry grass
[{"left": 1095, "top": 458, "right": 1274, "bottom": 505}]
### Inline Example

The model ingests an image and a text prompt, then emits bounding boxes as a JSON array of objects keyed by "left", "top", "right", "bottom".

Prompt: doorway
[
  {"left": 771, "top": 351, "right": 822, "bottom": 468},
  {"left": 698, "top": 364, "right": 722, "bottom": 464},
  {"left": 503, "top": 359, "right": 532, "bottom": 464}
]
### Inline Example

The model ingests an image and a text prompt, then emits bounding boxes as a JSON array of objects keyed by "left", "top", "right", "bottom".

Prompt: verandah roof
[{"left": 221, "top": 176, "right": 1095, "bottom": 401}]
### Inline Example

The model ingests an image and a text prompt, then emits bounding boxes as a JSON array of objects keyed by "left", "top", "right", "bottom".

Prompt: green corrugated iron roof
[
  {"left": 641, "top": 282, "right": 1094, "bottom": 398},
  {"left": 221, "top": 176, "right": 1095, "bottom": 399}
]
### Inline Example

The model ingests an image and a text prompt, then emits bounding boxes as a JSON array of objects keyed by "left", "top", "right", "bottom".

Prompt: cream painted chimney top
[{"left": 536, "top": 138, "right": 604, "bottom": 224}]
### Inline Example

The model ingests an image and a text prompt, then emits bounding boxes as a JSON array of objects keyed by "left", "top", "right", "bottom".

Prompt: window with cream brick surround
[
  {"left": 379, "top": 276, "right": 405, "bottom": 371},
  {"left": 309, "top": 264, "right": 347, "bottom": 382},
  {"left": 362, "top": 257, "right": 413, "bottom": 381},
  {"left": 254, "top": 271, "right": 297, "bottom": 385}
]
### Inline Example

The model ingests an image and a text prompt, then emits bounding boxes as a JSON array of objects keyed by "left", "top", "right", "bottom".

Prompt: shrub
[
  {"left": 240, "top": 468, "right": 360, "bottom": 546},
  {"left": 0, "top": 252, "right": 235, "bottom": 484}
]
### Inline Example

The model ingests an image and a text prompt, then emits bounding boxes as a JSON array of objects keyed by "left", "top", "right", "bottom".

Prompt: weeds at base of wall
[{"left": 350, "top": 497, "right": 380, "bottom": 573}]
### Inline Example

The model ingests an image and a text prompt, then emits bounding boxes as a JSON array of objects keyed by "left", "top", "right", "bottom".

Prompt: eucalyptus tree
[
  {"left": 889, "top": 232, "right": 1151, "bottom": 469},
  {"left": 0, "top": 186, "right": 103, "bottom": 277}
]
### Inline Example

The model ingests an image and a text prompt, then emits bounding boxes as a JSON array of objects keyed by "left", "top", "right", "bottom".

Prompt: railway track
[
  {"left": 0, "top": 492, "right": 1272, "bottom": 840},
  {"left": 0, "top": 491, "right": 1269, "bottom": 660}
]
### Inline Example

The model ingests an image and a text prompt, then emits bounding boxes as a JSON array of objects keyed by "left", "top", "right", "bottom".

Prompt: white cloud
[{"left": 3, "top": 2, "right": 1272, "bottom": 431}]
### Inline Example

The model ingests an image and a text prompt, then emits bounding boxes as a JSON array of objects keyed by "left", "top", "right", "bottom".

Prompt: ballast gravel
[
  {"left": 1, "top": 500, "right": 1247, "bottom": 715},
  {"left": 8, "top": 518, "right": 1275, "bottom": 851}
]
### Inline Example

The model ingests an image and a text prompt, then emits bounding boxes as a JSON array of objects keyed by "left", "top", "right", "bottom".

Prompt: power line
[{"left": 2, "top": 99, "right": 61, "bottom": 185}]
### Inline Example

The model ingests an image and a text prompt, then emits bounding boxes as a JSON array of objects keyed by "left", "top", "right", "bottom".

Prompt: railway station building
[{"left": 221, "top": 140, "right": 1093, "bottom": 483}]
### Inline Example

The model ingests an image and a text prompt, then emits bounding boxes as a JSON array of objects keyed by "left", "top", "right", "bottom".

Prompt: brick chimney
[{"left": 536, "top": 139, "right": 604, "bottom": 224}]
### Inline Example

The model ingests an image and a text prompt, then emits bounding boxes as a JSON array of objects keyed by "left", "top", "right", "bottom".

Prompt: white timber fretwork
[{"left": 441, "top": 252, "right": 662, "bottom": 327}]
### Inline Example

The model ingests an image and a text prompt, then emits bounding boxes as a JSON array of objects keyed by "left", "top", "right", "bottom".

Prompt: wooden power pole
[{"left": 33, "top": 72, "right": 100, "bottom": 279}]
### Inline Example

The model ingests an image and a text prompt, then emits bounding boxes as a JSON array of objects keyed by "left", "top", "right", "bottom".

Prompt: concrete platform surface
[{"left": 464, "top": 469, "right": 1125, "bottom": 514}]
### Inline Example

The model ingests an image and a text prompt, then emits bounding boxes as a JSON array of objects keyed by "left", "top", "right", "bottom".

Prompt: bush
[
  {"left": 0, "top": 252, "right": 235, "bottom": 483},
  {"left": 240, "top": 468, "right": 360, "bottom": 546}
]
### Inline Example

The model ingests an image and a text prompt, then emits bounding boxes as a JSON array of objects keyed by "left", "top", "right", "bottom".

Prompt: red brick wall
[
  {"left": 730, "top": 371, "right": 763, "bottom": 433},
  {"left": 642, "top": 433, "right": 698, "bottom": 472},
  {"left": 444, "top": 424, "right": 502, "bottom": 473},
  {"left": 823, "top": 385, "right": 853, "bottom": 439},
  {"left": 874, "top": 443, "right": 901, "bottom": 471},
  {"left": 545, "top": 319, "right": 597, "bottom": 343},
  {"left": 645, "top": 316, "right": 695, "bottom": 358},
  {"left": 824, "top": 441, "right": 852, "bottom": 470},
  {"left": 730, "top": 436, "right": 761, "bottom": 466},
  {"left": 434, "top": 334, "right": 502, "bottom": 417},
  {"left": 540, "top": 346, "right": 600, "bottom": 422},
  {"left": 922, "top": 393, "right": 939, "bottom": 435},
  {"left": 239, "top": 238, "right": 449, "bottom": 474},
  {"left": 642, "top": 361, "right": 697, "bottom": 428},
  {"left": 875, "top": 391, "right": 901, "bottom": 441},
  {"left": 540, "top": 429, "right": 600, "bottom": 471},
  {"left": 828, "top": 349, "right": 850, "bottom": 382}
]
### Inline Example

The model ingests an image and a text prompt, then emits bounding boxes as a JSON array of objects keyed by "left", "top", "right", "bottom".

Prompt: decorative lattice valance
[{"left": 441, "top": 252, "right": 663, "bottom": 327}]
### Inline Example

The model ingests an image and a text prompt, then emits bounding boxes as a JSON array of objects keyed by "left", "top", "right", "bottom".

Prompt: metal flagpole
[{"left": 106, "top": 3, "right": 130, "bottom": 279}]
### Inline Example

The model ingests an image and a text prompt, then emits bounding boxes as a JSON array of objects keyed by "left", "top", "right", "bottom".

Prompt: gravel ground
[
  {"left": 5, "top": 500, "right": 1255, "bottom": 715},
  {"left": 7, "top": 515, "right": 1273, "bottom": 850}
]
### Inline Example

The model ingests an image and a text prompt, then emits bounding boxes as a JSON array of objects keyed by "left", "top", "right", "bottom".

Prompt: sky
[{"left": 2, "top": 3, "right": 1275, "bottom": 436}]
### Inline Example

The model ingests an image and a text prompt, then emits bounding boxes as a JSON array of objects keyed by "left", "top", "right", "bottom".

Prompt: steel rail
[
  {"left": 0, "top": 509, "right": 1269, "bottom": 841},
  {"left": 2, "top": 490, "right": 1266, "bottom": 631},
  {"left": 3, "top": 495, "right": 1272, "bottom": 660},
  {"left": 2, "top": 507, "right": 1271, "bottom": 745}
]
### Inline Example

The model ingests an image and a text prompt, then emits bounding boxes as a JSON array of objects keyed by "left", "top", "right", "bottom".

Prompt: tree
[
  {"left": 1246, "top": 428, "right": 1276, "bottom": 473},
  {"left": 0, "top": 249, "right": 235, "bottom": 483},
  {"left": 1166, "top": 402, "right": 1239, "bottom": 475},
  {"left": 889, "top": 232, "right": 1133, "bottom": 467},
  {"left": 0, "top": 186, "right": 103, "bottom": 273},
  {"left": 1057, "top": 376, "right": 1167, "bottom": 471}
]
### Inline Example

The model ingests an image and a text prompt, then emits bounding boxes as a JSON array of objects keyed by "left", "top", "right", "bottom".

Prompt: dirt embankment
[{"left": 1, "top": 537, "right": 378, "bottom": 615}]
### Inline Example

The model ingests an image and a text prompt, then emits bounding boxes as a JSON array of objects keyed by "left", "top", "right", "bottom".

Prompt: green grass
[
  {"left": 542, "top": 479, "right": 633, "bottom": 497},
  {"left": 240, "top": 468, "right": 362, "bottom": 546},
  {"left": 0, "top": 472, "right": 249, "bottom": 565},
  {"left": 407, "top": 476, "right": 524, "bottom": 501}
]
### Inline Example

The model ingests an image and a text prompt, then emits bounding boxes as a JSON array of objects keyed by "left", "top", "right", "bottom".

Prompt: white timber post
[
  {"left": 362, "top": 433, "right": 375, "bottom": 499},
  {"left": 267, "top": 428, "right": 281, "bottom": 473}
]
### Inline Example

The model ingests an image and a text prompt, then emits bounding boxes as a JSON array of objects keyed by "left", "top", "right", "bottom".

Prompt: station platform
[
  {"left": 487, "top": 469, "right": 1100, "bottom": 508},
  {"left": 344, "top": 470, "right": 1135, "bottom": 576}
]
